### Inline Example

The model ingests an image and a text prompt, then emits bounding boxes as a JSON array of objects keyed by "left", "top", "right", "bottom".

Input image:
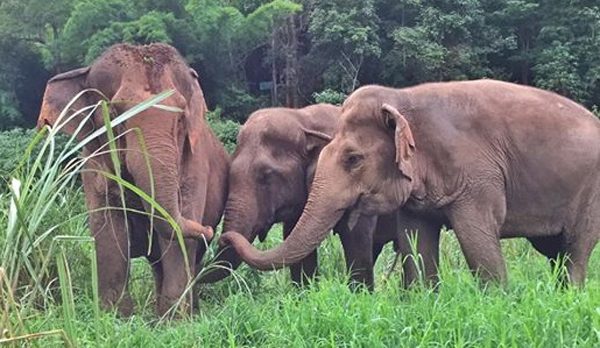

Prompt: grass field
[
  {"left": 3, "top": 223, "right": 600, "bottom": 347},
  {"left": 2, "top": 99, "right": 599, "bottom": 347}
]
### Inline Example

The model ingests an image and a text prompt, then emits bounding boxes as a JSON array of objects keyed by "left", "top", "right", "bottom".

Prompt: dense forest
[{"left": 1, "top": 0, "right": 600, "bottom": 128}]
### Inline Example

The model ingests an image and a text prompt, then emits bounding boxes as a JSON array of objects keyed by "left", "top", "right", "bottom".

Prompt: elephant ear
[
  {"left": 301, "top": 128, "right": 333, "bottom": 188},
  {"left": 37, "top": 67, "right": 91, "bottom": 135},
  {"left": 382, "top": 103, "right": 416, "bottom": 181},
  {"left": 184, "top": 69, "right": 206, "bottom": 153},
  {"left": 302, "top": 128, "right": 332, "bottom": 154}
]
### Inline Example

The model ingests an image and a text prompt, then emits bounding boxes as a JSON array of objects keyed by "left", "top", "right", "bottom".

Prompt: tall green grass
[{"left": 1, "top": 94, "right": 599, "bottom": 346}]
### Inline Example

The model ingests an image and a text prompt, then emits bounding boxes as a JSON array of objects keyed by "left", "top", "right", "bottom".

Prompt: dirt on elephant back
[{"left": 104, "top": 43, "right": 187, "bottom": 93}]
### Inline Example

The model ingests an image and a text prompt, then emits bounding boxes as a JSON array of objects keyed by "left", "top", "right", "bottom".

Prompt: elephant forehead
[
  {"left": 93, "top": 43, "right": 190, "bottom": 95},
  {"left": 341, "top": 102, "right": 379, "bottom": 126}
]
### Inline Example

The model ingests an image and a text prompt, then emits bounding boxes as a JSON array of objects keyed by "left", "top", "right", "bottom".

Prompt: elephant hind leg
[
  {"left": 289, "top": 251, "right": 318, "bottom": 286},
  {"left": 563, "top": 227, "right": 599, "bottom": 287},
  {"left": 338, "top": 215, "right": 377, "bottom": 291},
  {"left": 284, "top": 222, "right": 318, "bottom": 286},
  {"left": 527, "top": 235, "right": 568, "bottom": 285}
]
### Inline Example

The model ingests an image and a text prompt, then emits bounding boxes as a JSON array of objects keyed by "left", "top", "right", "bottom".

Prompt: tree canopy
[{"left": 0, "top": 0, "right": 599, "bottom": 128}]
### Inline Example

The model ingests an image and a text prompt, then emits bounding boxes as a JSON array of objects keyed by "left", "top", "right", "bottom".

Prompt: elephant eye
[
  {"left": 257, "top": 168, "right": 274, "bottom": 185},
  {"left": 344, "top": 153, "right": 363, "bottom": 170}
]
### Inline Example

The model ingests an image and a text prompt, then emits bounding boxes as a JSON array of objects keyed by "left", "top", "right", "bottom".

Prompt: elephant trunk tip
[
  {"left": 181, "top": 219, "right": 214, "bottom": 241},
  {"left": 219, "top": 231, "right": 283, "bottom": 271},
  {"left": 198, "top": 244, "right": 243, "bottom": 283},
  {"left": 219, "top": 231, "right": 246, "bottom": 248}
]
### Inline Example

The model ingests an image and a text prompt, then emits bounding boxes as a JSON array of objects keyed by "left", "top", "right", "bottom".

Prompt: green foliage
[
  {"left": 83, "top": 11, "right": 176, "bottom": 64},
  {"left": 185, "top": 0, "right": 300, "bottom": 117},
  {"left": 3, "top": 0, "right": 600, "bottom": 130},
  {"left": 0, "top": 129, "right": 72, "bottom": 177},
  {"left": 219, "top": 86, "right": 270, "bottom": 122},
  {"left": 0, "top": 90, "right": 22, "bottom": 129},
  {"left": 207, "top": 107, "right": 240, "bottom": 153},
  {"left": 3, "top": 226, "right": 600, "bottom": 346},
  {"left": 307, "top": 0, "right": 381, "bottom": 92},
  {"left": 312, "top": 88, "right": 347, "bottom": 105}
]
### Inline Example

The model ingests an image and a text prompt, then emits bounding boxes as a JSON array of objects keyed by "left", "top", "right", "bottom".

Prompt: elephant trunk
[
  {"left": 220, "top": 180, "right": 344, "bottom": 270},
  {"left": 125, "top": 111, "right": 213, "bottom": 241},
  {"left": 200, "top": 195, "right": 257, "bottom": 282}
]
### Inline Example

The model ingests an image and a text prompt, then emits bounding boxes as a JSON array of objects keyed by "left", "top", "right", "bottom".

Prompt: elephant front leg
[
  {"left": 83, "top": 173, "right": 134, "bottom": 317},
  {"left": 446, "top": 195, "right": 507, "bottom": 284},
  {"left": 88, "top": 207, "right": 134, "bottom": 317},
  {"left": 283, "top": 222, "right": 318, "bottom": 286},
  {"left": 338, "top": 215, "right": 377, "bottom": 291},
  {"left": 156, "top": 237, "right": 197, "bottom": 317},
  {"left": 394, "top": 215, "right": 442, "bottom": 288}
]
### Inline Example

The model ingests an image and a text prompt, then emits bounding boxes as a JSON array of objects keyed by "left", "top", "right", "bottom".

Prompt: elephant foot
[
  {"left": 156, "top": 295, "right": 193, "bottom": 318},
  {"left": 100, "top": 290, "right": 134, "bottom": 317},
  {"left": 182, "top": 219, "right": 214, "bottom": 241}
]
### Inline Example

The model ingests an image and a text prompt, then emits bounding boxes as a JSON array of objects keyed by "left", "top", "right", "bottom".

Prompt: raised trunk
[
  {"left": 125, "top": 112, "right": 213, "bottom": 241},
  {"left": 220, "top": 182, "right": 344, "bottom": 270}
]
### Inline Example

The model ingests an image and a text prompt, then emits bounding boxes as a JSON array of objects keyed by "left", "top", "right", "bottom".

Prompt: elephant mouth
[
  {"left": 274, "top": 205, "right": 301, "bottom": 223},
  {"left": 254, "top": 218, "right": 275, "bottom": 242},
  {"left": 357, "top": 193, "right": 399, "bottom": 216}
]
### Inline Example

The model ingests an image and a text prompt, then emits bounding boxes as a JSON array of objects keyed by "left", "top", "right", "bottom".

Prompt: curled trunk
[
  {"left": 200, "top": 197, "right": 256, "bottom": 282},
  {"left": 220, "top": 183, "right": 344, "bottom": 270}
]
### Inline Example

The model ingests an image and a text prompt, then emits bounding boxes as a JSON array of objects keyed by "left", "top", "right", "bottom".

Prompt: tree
[
  {"left": 306, "top": 0, "right": 381, "bottom": 93},
  {"left": 381, "top": 0, "right": 512, "bottom": 86},
  {"left": 186, "top": 0, "right": 301, "bottom": 118}
]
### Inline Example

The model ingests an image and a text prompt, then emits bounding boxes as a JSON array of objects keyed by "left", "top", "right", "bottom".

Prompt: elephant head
[
  {"left": 201, "top": 104, "right": 339, "bottom": 282},
  {"left": 220, "top": 86, "right": 417, "bottom": 269},
  {"left": 37, "top": 43, "right": 213, "bottom": 241}
]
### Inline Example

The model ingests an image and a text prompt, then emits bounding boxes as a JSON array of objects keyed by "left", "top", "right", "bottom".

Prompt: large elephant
[
  {"left": 202, "top": 104, "right": 442, "bottom": 289},
  {"left": 37, "top": 43, "right": 229, "bottom": 316},
  {"left": 222, "top": 79, "right": 600, "bottom": 286}
]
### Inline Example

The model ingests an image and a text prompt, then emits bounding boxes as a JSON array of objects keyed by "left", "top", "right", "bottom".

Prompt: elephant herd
[{"left": 37, "top": 43, "right": 600, "bottom": 317}]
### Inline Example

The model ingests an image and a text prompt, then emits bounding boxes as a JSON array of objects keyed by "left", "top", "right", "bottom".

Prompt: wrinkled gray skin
[
  {"left": 222, "top": 79, "right": 600, "bottom": 286},
  {"left": 202, "top": 104, "right": 441, "bottom": 289},
  {"left": 37, "top": 43, "right": 229, "bottom": 316}
]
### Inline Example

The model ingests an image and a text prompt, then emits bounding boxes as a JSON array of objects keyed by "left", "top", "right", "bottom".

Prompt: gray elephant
[
  {"left": 37, "top": 43, "right": 229, "bottom": 316},
  {"left": 222, "top": 79, "right": 600, "bottom": 286},
  {"left": 202, "top": 104, "right": 440, "bottom": 289}
]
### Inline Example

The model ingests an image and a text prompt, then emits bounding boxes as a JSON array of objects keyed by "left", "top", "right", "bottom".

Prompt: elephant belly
[{"left": 500, "top": 205, "right": 568, "bottom": 239}]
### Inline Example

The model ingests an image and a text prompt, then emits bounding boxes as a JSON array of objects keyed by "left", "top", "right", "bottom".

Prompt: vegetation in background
[
  {"left": 206, "top": 108, "right": 240, "bottom": 153},
  {"left": 1, "top": 0, "right": 600, "bottom": 128}
]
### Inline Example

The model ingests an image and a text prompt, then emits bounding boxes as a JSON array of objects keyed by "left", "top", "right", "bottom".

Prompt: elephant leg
[
  {"left": 156, "top": 237, "right": 197, "bottom": 316},
  {"left": 447, "top": 195, "right": 507, "bottom": 284},
  {"left": 528, "top": 235, "right": 568, "bottom": 284},
  {"left": 284, "top": 222, "right": 318, "bottom": 286},
  {"left": 83, "top": 173, "right": 134, "bottom": 317},
  {"left": 396, "top": 220, "right": 441, "bottom": 288},
  {"left": 563, "top": 227, "right": 598, "bottom": 287},
  {"left": 372, "top": 242, "right": 385, "bottom": 265},
  {"left": 338, "top": 215, "right": 377, "bottom": 291}
]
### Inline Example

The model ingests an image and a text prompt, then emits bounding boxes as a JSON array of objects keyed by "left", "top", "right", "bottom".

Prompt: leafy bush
[
  {"left": 313, "top": 88, "right": 347, "bottom": 106},
  {"left": 0, "top": 128, "right": 71, "bottom": 180},
  {"left": 0, "top": 89, "right": 23, "bottom": 130},
  {"left": 207, "top": 107, "right": 240, "bottom": 153},
  {"left": 592, "top": 105, "right": 600, "bottom": 118},
  {"left": 219, "top": 86, "right": 269, "bottom": 122}
]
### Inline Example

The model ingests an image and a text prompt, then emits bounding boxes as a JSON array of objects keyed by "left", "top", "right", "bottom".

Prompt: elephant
[
  {"left": 201, "top": 104, "right": 443, "bottom": 289},
  {"left": 221, "top": 79, "right": 600, "bottom": 286},
  {"left": 37, "top": 43, "right": 229, "bottom": 316}
]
